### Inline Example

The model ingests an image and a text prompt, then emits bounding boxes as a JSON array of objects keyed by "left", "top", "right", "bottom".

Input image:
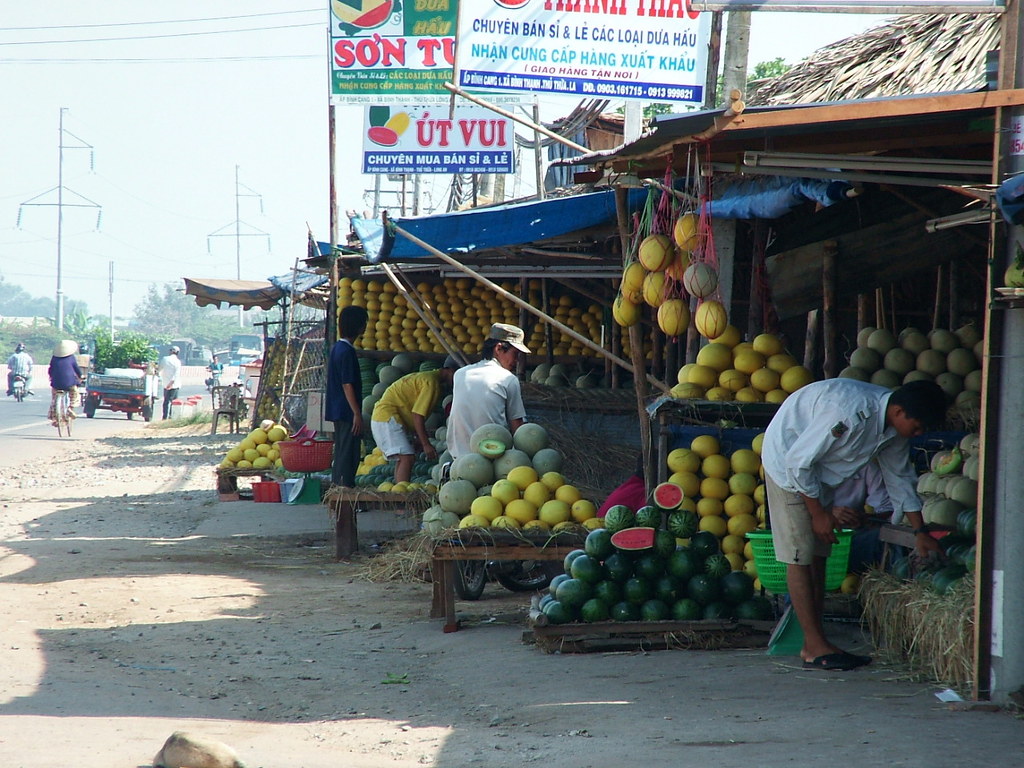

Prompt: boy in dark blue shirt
[{"left": 326, "top": 305, "right": 369, "bottom": 487}]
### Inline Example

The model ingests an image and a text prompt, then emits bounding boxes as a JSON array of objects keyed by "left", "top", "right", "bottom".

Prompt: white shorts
[
  {"left": 371, "top": 417, "right": 414, "bottom": 459},
  {"left": 764, "top": 472, "right": 832, "bottom": 565}
]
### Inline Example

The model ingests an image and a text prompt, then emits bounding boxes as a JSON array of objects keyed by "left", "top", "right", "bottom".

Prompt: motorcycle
[
  {"left": 11, "top": 374, "right": 26, "bottom": 403},
  {"left": 453, "top": 557, "right": 563, "bottom": 600}
]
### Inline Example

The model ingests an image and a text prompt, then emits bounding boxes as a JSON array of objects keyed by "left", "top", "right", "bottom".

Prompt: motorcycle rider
[{"left": 6, "top": 342, "right": 34, "bottom": 397}]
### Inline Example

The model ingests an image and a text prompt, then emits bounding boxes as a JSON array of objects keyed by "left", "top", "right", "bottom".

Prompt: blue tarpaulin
[{"left": 348, "top": 188, "right": 647, "bottom": 263}]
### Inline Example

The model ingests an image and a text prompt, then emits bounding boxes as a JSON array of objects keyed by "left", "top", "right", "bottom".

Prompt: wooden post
[
  {"left": 542, "top": 278, "right": 554, "bottom": 366},
  {"left": 617, "top": 187, "right": 653, "bottom": 495},
  {"left": 804, "top": 309, "right": 820, "bottom": 373},
  {"left": 857, "top": 293, "right": 870, "bottom": 334},
  {"left": 949, "top": 259, "right": 960, "bottom": 330},
  {"left": 822, "top": 243, "right": 837, "bottom": 379},
  {"left": 933, "top": 263, "right": 945, "bottom": 329}
]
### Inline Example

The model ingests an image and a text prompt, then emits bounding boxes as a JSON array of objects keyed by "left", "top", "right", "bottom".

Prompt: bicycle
[{"left": 53, "top": 389, "right": 75, "bottom": 437}]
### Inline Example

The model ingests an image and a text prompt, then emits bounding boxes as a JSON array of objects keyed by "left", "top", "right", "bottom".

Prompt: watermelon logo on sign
[
  {"left": 493, "top": 0, "right": 532, "bottom": 8},
  {"left": 367, "top": 106, "right": 411, "bottom": 147},
  {"left": 332, "top": 0, "right": 395, "bottom": 31}
]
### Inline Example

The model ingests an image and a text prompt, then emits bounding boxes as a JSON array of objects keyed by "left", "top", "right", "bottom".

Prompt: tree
[
  {"left": 751, "top": 58, "right": 791, "bottom": 81},
  {"left": 131, "top": 283, "right": 251, "bottom": 348}
]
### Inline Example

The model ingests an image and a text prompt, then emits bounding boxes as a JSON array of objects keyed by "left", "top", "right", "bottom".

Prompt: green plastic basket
[{"left": 746, "top": 529, "right": 853, "bottom": 593}]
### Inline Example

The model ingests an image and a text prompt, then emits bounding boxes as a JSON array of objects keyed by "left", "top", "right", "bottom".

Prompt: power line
[
  {"left": 0, "top": 9, "right": 322, "bottom": 32},
  {"left": 0, "top": 21, "right": 321, "bottom": 46}
]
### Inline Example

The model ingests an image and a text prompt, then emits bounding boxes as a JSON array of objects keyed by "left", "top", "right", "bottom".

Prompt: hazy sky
[{"left": 0, "top": 2, "right": 889, "bottom": 319}]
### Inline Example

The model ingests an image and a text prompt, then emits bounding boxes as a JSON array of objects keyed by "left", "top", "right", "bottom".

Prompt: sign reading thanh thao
[
  {"left": 361, "top": 105, "right": 516, "bottom": 174},
  {"left": 330, "top": 0, "right": 457, "bottom": 103},
  {"left": 455, "top": 0, "right": 712, "bottom": 103}
]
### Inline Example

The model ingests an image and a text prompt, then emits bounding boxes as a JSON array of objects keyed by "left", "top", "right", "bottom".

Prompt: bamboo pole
[
  {"left": 377, "top": 262, "right": 467, "bottom": 365},
  {"left": 822, "top": 243, "right": 838, "bottom": 379}
]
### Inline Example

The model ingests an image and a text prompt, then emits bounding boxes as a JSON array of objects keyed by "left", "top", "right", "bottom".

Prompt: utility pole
[
  {"left": 18, "top": 108, "right": 101, "bottom": 331},
  {"left": 721, "top": 12, "right": 751, "bottom": 104},
  {"left": 108, "top": 261, "right": 115, "bottom": 342},
  {"left": 978, "top": 0, "right": 1024, "bottom": 703},
  {"left": 207, "top": 166, "right": 270, "bottom": 327}
]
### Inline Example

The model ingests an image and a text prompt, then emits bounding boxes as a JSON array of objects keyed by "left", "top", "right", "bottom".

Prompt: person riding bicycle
[
  {"left": 7, "top": 342, "right": 34, "bottom": 397},
  {"left": 206, "top": 354, "right": 224, "bottom": 389},
  {"left": 48, "top": 340, "right": 83, "bottom": 427}
]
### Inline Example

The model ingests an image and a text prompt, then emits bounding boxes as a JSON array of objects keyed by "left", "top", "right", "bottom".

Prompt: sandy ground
[{"left": 1, "top": 424, "right": 1022, "bottom": 768}]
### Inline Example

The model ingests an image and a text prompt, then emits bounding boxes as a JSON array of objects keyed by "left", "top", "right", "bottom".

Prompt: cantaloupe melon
[
  {"left": 513, "top": 422, "right": 549, "bottom": 456},
  {"left": 470, "top": 424, "right": 514, "bottom": 455},
  {"left": 867, "top": 328, "right": 896, "bottom": 354},
  {"left": 838, "top": 366, "right": 870, "bottom": 381},
  {"left": 532, "top": 447, "right": 564, "bottom": 475},
  {"left": 682, "top": 262, "right": 719, "bottom": 299},
  {"left": 451, "top": 453, "right": 494, "bottom": 488},
  {"left": 850, "top": 347, "right": 881, "bottom": 372},
  {"left": 438, "top": 479, "right": 477, "bottom": 515},
  {"left": 929, "top": 328, "right": 959, "bottom": 353},
  {"left": 493, "top": 448, "right": 532, "bottom": 478}
]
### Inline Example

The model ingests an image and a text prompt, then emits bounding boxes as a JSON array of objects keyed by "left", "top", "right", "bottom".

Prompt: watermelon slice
[
  {"left": 610, "top": 526, "right": 656, "bottom": 551},
  {"left": 652, "top": 481, "right": 685, "bottom": 511}
]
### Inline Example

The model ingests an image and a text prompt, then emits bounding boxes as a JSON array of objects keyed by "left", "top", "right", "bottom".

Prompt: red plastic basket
[{"left": 277, "top": 439, "right": 334, "bottom": 473}]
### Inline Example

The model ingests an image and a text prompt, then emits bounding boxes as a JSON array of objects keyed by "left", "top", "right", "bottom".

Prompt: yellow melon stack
[{"left": 670, "top": 330, "right": 814, "bottom": 404}]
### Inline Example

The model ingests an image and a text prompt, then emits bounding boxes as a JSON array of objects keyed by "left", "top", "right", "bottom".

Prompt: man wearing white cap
[
  {"left": 158, "top": 345, "right": 182, "bottom": 420},
  {"left": 446, "top": 323, "right": 530, "bottom": 459}
]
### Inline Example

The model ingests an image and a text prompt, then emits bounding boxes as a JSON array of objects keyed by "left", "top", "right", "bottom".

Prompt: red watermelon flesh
[
  {"left": 652, "top": 482, "right": 684, "bottom": 511},
  {"left": 611, "top": 527, "right": 656, "bottom": 551}
]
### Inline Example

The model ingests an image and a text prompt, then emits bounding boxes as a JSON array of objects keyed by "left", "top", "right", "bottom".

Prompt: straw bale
[{"left": 860, "top": 569, "right": 974, "bottom": 691}]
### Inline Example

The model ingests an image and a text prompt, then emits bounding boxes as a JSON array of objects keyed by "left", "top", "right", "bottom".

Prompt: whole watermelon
[
  {"left": 634, "top": 505, "right": 662, "bottom": 530},
  {"left": 704, "top": 553, "right": 731, "bottom": 578},
  {"left": 604, "top": 504, "right": 636, "bottom": 534},
  {"left": 667, "top": 510, "right": 699, "bottom": 539}
]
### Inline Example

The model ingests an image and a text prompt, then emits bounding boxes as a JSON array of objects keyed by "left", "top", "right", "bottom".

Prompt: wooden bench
[
  {"left": 430, "top": 532, "right": 584, "bottom": 633},
  {"left": 215, "top": 467, "right": 277, "bottom": 501},
  {"left": 326, "top": 490, "right": 429, "bottom": 559}
]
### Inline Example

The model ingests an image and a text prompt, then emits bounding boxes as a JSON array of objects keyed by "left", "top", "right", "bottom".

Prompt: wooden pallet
[{"left": 527, "top": 618, "right": 774, "bottom": 654}]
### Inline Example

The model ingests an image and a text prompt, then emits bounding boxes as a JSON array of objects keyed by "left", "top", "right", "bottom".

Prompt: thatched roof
[{"left": 750, "top": 14, "right": 1000, "bottom": 106}]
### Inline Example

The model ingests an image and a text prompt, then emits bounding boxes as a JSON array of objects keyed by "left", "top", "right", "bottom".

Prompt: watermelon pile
[{"left": 539, "top": 511, "right": 773, "bottom": 625}]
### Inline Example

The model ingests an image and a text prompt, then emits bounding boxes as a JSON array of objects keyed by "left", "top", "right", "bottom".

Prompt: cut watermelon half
[
  {"left": 610, "top": 526, "right": 656, "bottom": 551},
  {"left": 652, "top": 481, "right": 685, "bottom": 511}
]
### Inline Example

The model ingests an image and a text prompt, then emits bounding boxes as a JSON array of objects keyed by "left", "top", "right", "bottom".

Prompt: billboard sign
[
  {"left": 691, "top": 0, "right": 1002, "bottom": 10},
  {"left": 330, "top": 0, "right": 457, "bottom": 102},
  {"left": 454, "top": 0, "right": 712, "bottom": 103},
  {"left": 361, "top": 105, "right": 516, "bottom": 174}
]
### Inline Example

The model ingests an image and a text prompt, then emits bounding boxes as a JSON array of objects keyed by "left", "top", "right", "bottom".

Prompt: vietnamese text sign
[
  {"left": 692, "top": 0, "right": 1002, "bottom": 10},
  {"left": 361, "top": 105, "right": 516, "bottom": 174},
  {"left": 330, "top": 0, "right": 457, "bottom": 103},
  {"left": 455, "top": 0, "right": 712, "bottom": 103}
]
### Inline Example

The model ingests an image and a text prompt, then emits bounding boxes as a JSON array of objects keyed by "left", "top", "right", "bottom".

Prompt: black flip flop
[{"left": 802, "top": 652, "right": 866, "bottom": 671}]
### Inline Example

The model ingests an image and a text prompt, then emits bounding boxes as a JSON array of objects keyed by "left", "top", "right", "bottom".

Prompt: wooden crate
[
  {"left": 429, "top": 529, "right": 586, "bottom": 633},
  {"left": 527, "top": 618, "right": 774, "bottom": 654}
]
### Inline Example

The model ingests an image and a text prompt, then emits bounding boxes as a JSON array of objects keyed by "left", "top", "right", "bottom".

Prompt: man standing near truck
[{"left": 158, "top": 345, "right": 182, "bottom": 420}]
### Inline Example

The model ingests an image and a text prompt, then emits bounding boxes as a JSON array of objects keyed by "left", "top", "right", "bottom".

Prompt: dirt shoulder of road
[{"left": 0, "top": 424, "right": 1020, "bottom": 768}]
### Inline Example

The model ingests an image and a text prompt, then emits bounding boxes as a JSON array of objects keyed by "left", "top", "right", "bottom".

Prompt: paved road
[{"left": 1, "top": 383, "right": 209, "bottom": 463}]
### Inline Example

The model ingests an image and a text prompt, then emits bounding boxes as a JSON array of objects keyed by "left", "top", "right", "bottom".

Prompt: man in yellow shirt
[{"left": 371, "top": 356, "right": 459, "bottom": 483}]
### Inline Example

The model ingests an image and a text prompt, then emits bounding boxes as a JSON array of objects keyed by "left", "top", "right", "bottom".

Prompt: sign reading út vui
[
  {"left": 361, "top": 105, "right": 516, "bottom": 174},
  {"left": 455, "top": 0, "right": 712, "bottom": 103}
]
